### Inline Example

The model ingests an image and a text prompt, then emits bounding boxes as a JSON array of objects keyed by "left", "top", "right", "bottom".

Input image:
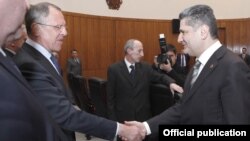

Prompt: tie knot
[
  {"left": 130, "top": 65, "right": 135, "bottom": 70},
  {"left": 194, "top": 60, "right": 201, "bottom": 69},
  {"left": 50, "top": 55, "right": 56, "bottom": 62},
  {"left": 50, "top": 54, "right": 61, "bottom": 75}
]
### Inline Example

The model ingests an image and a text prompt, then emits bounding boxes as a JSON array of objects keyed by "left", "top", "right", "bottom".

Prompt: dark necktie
[
  {"left": 190, "top": 60, "right": 201, "bottom": 86},
  {"left": 50, "top": 55, "right": 61, "bottom": 75},
  {"left": 130, "top": 65, "right": 135, "bottom": 79}
]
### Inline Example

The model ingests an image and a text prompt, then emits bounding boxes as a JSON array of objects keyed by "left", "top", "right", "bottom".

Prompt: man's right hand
[{"left": 118, "top": 123, "right": 145, "bottom": 141}]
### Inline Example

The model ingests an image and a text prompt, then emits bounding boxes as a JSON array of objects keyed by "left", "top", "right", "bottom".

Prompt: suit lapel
[
  {"left": 133, "top": 63, "right": 143, "bottom": 85},
  {"left": 0, "top": 53, "right": 34, "bottom": 91},
  {"left": 23, "top": 43, "right": 64, "bottom": 83},
  {"left": 184, "top": 46, "right": 225, "bottom": 102},
  {"left": 120, "top": 61, "right": 137, "bottom": 86}
]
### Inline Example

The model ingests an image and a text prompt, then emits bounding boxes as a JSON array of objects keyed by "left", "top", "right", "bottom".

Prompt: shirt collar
[
  {"left": 4, "top": 47, "right": 16, "bottom": 55},
  {"left": 0, "top": 47, "right": 6, "bottom": 57},
  {"left": 124, "top": 57, "right": 134, "bottom": 70},
  {"left": 26, "top": 38, "right": 52, "bottom": 59},
  {"left": 197, "top": 40, "right": 222, "bottom": 66}
]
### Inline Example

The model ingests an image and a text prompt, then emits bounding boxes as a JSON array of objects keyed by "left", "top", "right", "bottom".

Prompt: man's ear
[
  {"left": 127, "top": 48, "right": 133, "bottom": 55},
  {"left": 200, "top": 25, "right": 209, "bottom": 40},
  {"left": 31, "top": 23, "right": 40, "bottom": 37}
]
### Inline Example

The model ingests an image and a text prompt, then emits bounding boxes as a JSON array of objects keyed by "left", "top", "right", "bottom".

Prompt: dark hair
[
  {"left": 179, "top": 4, "right": 218, "bottom": 39},
  {"left": 167, "top": 44, "right": 177, "bottom": 54},
  {"left": 25, "top": 2, "right": 61, "bottom": 35},
  {"left": 71, "top": 49, "right": 78, "bottom": 53}
]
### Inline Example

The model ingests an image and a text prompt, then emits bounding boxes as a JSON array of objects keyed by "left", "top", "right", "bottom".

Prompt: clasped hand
[{"left": 118, "top": 121, "right": 146, "bottom": 141}]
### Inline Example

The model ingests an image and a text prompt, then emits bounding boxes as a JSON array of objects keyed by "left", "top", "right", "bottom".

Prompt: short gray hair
[
  {"left": 179, "top": 4, "right": 218, "bottom": 39},
  {"left": 25, "top": 2, "right": 61, "bottom": 35},
  {"left": 124, "top": 39, "right": 137, "bottom": 54}
]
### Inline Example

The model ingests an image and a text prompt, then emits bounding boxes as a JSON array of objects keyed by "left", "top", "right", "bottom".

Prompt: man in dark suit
[
  {"left": 126, "top": 4, "right": 250, "bottom": 139},
  {"left": 239, "top": 47, "right": 250, "bottom": 66},
  {"left": 66, "top": 49, "right": 83, "bottom": 106},
  {"left": 106, "top": 39, "right": 183, "bottom": 124},
  {"left": 67, "top": 49, "right": 83, "bottom": 76},
  {"left": 0, "top": 0, "right": 68, "bottom": 140},
  {"left": 153, "top": 44, "right": 187, "bottom": 103},
  {"left": 153, "top": 43, "right": 187, "bottom": 87},
  {"left": 14, "top": 2, "right": 143, "bottom": 141}
]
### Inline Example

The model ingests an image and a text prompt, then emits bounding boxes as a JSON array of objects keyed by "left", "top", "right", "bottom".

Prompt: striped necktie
[{"left": 190, "top": 60, "right": 201, "bottom": 86}]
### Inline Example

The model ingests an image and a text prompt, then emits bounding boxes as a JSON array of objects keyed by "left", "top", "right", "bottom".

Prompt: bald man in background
[{"left": 3, "top": 24, "right": 27, "bottom": 57}]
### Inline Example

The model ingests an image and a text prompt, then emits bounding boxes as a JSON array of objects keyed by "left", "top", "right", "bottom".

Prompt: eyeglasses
[{"left": 35, "top": 23, "right": 67, "bottom": 30}]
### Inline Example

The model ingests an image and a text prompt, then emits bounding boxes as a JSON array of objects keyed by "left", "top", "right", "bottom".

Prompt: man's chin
[{"left": 183, "top": 48, "right": 189, "bottom": 54}]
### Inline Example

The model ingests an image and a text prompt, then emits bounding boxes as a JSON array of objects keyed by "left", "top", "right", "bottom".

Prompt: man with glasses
[
  {"left": 14, "top": 2, "right": 143, "bottom": 141},
  {"left": 0, "top": 0, "right": 68, "bottom": 140}
]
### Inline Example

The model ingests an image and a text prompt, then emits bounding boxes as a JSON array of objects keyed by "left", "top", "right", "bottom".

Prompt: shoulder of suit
[
  {"left": 139, "top": 61, "right": 151, "bottom": 67},
  {"left": 108, "top": 60, "right": 123, "bottom": 68}
]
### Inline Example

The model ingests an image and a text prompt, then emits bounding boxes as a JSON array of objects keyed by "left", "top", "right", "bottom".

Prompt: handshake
[{"left": 118, "top": 121, "right": 148, "bottom": 141}]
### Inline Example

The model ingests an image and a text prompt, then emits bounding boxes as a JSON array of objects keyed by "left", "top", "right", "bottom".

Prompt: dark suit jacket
[
  {"left": 147, "top": 46, "right": 250, "bottom": 135},
  {"left": 107, "top": 60, "right": 175, "bottom": 122},
  {"left": 152, "top": 63, "right": 187, "bottom": 87},
  {"left": 0, "top": 53, "right": 64, "bottom": 141},
  {"left": 13, "top": 43, "right": 117, "bottom": 141},
  {"left": 66, "top": 57, "right": 82, "bottom": 76},
  {"left": 176, "top": 53, "right": 190, "bottom": 74}
]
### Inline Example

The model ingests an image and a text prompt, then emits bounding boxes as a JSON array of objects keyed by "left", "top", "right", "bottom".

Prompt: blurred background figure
[
  {"left": 66, "top": 49, "right": 83, "bottom": 105},
  {"left": 239, "top": 47, "right": 250, "bottom": 66},
  {"left": 3, "top": 24, "right": 27, "bottom": 57},
  {"left": 153, "top": 44, "right": 187, "bottom": 102},
  {"left": 153, "top": 43, "right": 187, "bottom": 87},
  {"left": 67, "top": 49, "right": 83, "bottom": 77}
]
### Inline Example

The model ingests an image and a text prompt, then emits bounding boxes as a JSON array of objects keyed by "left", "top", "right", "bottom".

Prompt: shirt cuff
[
  {"left": 143, "top": 122, "right": 151, "bottom": 135},
  {"left": 114, "top": 122, "right": 119, "bottom": 140}
]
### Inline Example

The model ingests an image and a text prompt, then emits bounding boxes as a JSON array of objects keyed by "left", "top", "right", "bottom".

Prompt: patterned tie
[
  {"left": 75, "top": 58, "right": 79, "bottom": 63},
  {"left": 50, "top": 55, "right": 61, "bottom": 75},
  {"left": 180, "top": 54, "right": 184, "bottom": 67},
  {"left": 129, "top": 65, "right": 135, "bottom": 79},
  {"left": 190, "top": 60, "right": 201, "bottom": 86}
]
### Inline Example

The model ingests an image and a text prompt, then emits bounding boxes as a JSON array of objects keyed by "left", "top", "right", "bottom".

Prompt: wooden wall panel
[
  {"left": 217, "top": 19, "right": 250, "bottom": 54},
  {"left": 60, "top": 12, "right": 250, "bottom": 80}
]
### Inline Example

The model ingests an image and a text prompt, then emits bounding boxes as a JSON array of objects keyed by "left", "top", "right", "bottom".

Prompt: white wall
[{"left": 29, "top": 0, "right": 250, "bottom": 19}]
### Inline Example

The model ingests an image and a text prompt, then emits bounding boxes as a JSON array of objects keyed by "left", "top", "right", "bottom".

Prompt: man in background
[
  {"left": 66, "top": 49, "right": 83, "bottom": 105},
  {"left": 153, "top": 43, "right": 187, "bottom": 87},
  {"left": 239, "top": 47, "right": 250, "bottom": 66},
  {"left": 3, "top": 24, "right": 27, "bottom": 57},
  {"left": 107, "top": 39, "right": 183, "bottom": 140},
  {"left": 153, "top": 43, "right": 187, "bottom": 102},
  {"left": 14, "top": 2, "right": 143, "bottom": 141},
  {"left": 67, "top": 49, "right": 83, "bottom": 77}
]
